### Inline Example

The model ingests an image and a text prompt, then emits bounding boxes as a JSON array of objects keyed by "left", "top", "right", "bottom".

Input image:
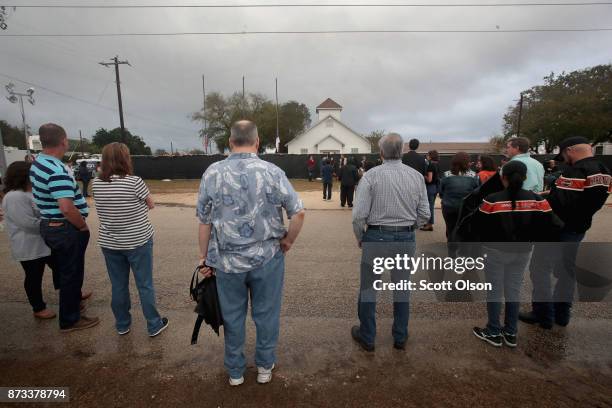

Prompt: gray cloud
[{"left": 1, "top": 3, "right": 611, "bottom": 150}]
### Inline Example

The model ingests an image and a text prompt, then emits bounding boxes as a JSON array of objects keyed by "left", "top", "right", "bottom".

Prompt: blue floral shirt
[{"left": 196, "top": 153, "right": 304, "bottom": 273}]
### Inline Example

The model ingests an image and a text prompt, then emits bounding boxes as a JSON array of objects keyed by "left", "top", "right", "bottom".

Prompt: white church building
[{"left": 286, "top": 98, "right": 371, "bottom": 155}]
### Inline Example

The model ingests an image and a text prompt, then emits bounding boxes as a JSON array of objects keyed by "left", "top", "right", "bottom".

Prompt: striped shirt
[
  {"left": 352, "top": 159, "right": 430, "bottom": 241},
  {"left": 30, "top": 153, "right": 89, "bottom": 219},
  {"left": 92, "top": 175, "right": 154, "bottom": 250}
]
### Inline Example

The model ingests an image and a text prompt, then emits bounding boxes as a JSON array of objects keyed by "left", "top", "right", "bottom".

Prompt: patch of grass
[{"left": 145, "top": 178, "right": 323, "bottom": 194}]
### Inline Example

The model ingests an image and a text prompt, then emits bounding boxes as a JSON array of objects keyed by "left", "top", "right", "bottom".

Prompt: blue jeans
[
  {"left": 215, "top": 250, "right": 285, "bottom": 379},
  {"left": 426, "top": 184, "right": 437, "bottom": 225},
  {"left": 358, "top": 228, "right": 415, "bottom": 346},
  {"left": 484, "top": 247, "right": 530, "bottom": 335},
  {"left": 101, "top": 238, "right": 164, "bottom": 335}
]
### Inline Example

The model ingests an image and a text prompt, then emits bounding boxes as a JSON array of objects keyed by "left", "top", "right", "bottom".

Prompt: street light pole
[{"left": 4, "top": 83, "right": 35, "bottom": 155}]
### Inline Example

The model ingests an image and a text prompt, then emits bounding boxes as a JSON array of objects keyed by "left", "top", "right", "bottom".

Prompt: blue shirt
[
  {"left": 30, "top": 153, "right": 89, "bottom": 219},
  {"left": 509, "top": 153, "right": 544, "bottom": 192},
  {"left": 321, "top": 164, "right": 333, "bottom": 183},
  {"left": 196, "top": 152, "right": 304, "bottom": 273}
]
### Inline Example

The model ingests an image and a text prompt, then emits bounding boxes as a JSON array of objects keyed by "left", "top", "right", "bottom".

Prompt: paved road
[{"left": 1, "top": 205, "right": 611, "bottom": 407}]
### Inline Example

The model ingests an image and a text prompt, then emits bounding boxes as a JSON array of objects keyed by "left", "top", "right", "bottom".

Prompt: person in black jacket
[
  {"left": 321, "top": 159, "right": 334, "bottom": 201},
  {"left": 520, "top": 136, "right": 611, "bottom": 328},
  {"left": 401, "top": 138, "right": 428, "bottom": 178},
  {"left": 338, "top": 157, "right": 360, "bottom": 207},
  {"left": 78, "top": 161, "right": 91, "bottom": 198},
  {"left": 471, "top": 161, "right": 561, "bottom": 348}
]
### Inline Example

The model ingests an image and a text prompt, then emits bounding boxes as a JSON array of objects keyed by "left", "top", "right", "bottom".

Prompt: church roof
[
  {"left": 316, "top": 98, "right": 343, "bottom": 111},
  {"left": 285, "top": 114, "right": 368, "bottom": 146}
]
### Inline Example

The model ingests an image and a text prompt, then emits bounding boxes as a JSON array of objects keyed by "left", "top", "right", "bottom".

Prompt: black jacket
[
  {"left": 190, "top": 267, "right": 223, "bottom": 344},
  {"left": 338, "top": 164, "right": 359, "bottom": 186},
  {"left": 402, "top": 151, "right": 427, "bottom": 177},
  {"left": 472, "top": 189, "right": 562, "bottom": 252},
  {"left": 546, "top": 157, "right": 611, "bottom": 233}
]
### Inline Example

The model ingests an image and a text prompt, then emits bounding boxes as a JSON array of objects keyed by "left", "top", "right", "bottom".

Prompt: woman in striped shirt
[{"left": 92, "top": 143, "right": 168, "bottom": 337}]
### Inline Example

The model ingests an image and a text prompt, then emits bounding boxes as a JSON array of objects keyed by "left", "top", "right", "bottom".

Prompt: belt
[{"left": 367, "top": 224, "right": 416, "bottom": 232}]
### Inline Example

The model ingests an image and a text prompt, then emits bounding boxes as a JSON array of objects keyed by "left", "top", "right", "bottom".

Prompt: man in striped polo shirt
[{"left": 30, "top": 123, "right": 99, "bottom": 332}]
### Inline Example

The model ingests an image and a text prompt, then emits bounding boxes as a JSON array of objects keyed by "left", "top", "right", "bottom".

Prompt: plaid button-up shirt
[{"left": 352, "top": 159, "right": 430, "bottom": 241}]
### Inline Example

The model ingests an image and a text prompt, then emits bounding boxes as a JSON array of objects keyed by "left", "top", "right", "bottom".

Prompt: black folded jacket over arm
[{"left": 190, "top": 267, "right": 223, "bottom": 345}]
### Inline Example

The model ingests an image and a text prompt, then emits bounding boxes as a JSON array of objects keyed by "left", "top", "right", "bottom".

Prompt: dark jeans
[
  {"left": 20, "top": 256, "right": 57, "bottom": 312},
  {"left": 81, "top": 179, "right": 90, "bottom": 197},
  {"left": 340, "top": 185, "right": 355, "bottom": 207},
  {"left": 425, "top": 184, "right": 437, "bottom": 224},
  {"left": 40, "top": 220, "right": 90, "bottom": 328},
  {"left": 308, "top": 170, "right": 314, "bottom": 182},
  {"left": 323, "top": 182, "right": 332, "bottom": 199},
  {"left": 530, "top": 230, "right": 584, "bottom": 325},
  {"left": 442, "top": 206, "right": 459, "bottom": 257},
  {"left": 358, "top": 228, "right": 416, "bottom": 346}
]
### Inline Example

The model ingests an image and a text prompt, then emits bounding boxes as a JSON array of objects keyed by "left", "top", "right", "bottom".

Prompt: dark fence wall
[{"left": 132, "top": 153, "right": 612, "bottom": 180}]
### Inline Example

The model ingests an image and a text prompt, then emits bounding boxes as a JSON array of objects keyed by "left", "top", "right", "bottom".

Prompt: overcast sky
[{"left": 1, "top": 1, "right": 611, "bottom": 151}]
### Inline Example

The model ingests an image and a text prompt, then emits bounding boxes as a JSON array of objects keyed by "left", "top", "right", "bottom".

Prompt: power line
[
  {"left": 5, "top": 2, "right": 612, "bottom": 8},
  {"left": 2, "top": 28, "right": 612, "bottom": 37},
  {"left": 0, "top": 72, "right": 197, "bottom": 135}
]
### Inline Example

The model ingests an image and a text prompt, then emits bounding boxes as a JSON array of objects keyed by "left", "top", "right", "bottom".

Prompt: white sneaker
[
  {"left": 257, "top": 363, "right": 275, "bottom": 384},
  {"left": 229, "top": 376, "right": 244, "bottom": 386}
]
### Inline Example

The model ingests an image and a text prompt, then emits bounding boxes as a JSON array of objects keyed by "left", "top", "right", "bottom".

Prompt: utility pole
[
  {"left": 275, "top": 77, "right": 280, "bottom": 153},
  {"left": 516, "top": 92, "right": 524, "bottom": 138},
  {"left": 79, "top": 129, "right": 84, "bottom": 157},
  {"left": 99, "top": 56, "right": 131, "bottom": 143},
  {"left": 0, "top": 127, "right": 7, "bottom": 189},
  {"left": 170, "top": 140, "right": 174, "bottom": 156},
  {"left": 242, "top": 76, "right": 245, "bottom": 99},
  {"left": 202, "top": 74, "right": 209, "bottom": 154}
]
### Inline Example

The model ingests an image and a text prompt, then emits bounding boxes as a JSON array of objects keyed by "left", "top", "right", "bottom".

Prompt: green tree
[
  {"left": 154, "top": 148, "right": 168, "bottom": 156},
  {"left": 0, "top": 120, "right": 26, "bottom": 149},
  {"left": 67, "top": 137, "right": 99, "bottom": 154},
  {"left": 192, "top": 92, "right": 310, "bottom": 153},
  {"left": 503, "top": 64, "right": 612, "bottom": 152},
  {"left": 488, "top": 135, "right": 507, "bottom": 154},
  {"left": 92, "top": 128, "right": 152, "bottom": 155}
]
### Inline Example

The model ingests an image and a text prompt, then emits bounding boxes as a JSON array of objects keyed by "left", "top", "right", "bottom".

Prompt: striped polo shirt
[
  {"left": 92, "top": 175, "right": 154, "bottom": 250},
  {"left": 30, "top": 153, "right": 89, "bottom": 219}
]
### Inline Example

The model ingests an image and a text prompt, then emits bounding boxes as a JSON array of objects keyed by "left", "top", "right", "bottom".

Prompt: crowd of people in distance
[{"left": 1, "top": 120, "right": 611, "bottom": 386}]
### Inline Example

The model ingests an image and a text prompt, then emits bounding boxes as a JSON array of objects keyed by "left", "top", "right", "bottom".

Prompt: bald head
[
  {"left": 379, "top": 132, "right": 404, "bottom": 160},
  {"left": 230, "top": 120, "right": 259, "bottom": 147},
  {"left": 564, "top": 143, "right": 593, "bottom": 164}
]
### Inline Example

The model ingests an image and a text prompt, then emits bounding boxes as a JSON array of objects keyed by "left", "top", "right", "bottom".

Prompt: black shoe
[
  {"left": 393, "top": 341, "right": 406, "bottom": 350},
  {"left": 518, "top": 311, "right": 539, "bottom": 324},
  {"left": 351, "top": 326, "right": 374, "bottom": 352},
  {"left": 519, "top": 311, "right": 552, "bottom": 330},
  {"left": 472, "top": 327, "right": 502, "bottom": 347},
  {"left": 502, "top": 331, "right": 517, "bottom": 348},
  {"left": 554, "top": 303, "right": 571, "bottom": 327},
  {"left": 149, "top": 317, "right": 169, "bottom": 337}
]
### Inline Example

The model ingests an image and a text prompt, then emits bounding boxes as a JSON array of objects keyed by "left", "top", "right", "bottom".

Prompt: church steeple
[{"left": 316, "top": 98, "right": 342, "bottom": 121}]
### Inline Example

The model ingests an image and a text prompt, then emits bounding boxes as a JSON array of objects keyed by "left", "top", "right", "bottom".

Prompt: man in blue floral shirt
[{"left": 197, "top": 120, "right": 305, "bottom": 386}]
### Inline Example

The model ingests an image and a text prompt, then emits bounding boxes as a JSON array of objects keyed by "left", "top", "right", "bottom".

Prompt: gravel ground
[{"left": 0, "top": 200, "right": 611, "bottom": 407}]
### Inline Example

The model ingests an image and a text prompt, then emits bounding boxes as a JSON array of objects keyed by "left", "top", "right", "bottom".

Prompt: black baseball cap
[{"left": 553, "top": 136, "right": 590, "bottom": 161}]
